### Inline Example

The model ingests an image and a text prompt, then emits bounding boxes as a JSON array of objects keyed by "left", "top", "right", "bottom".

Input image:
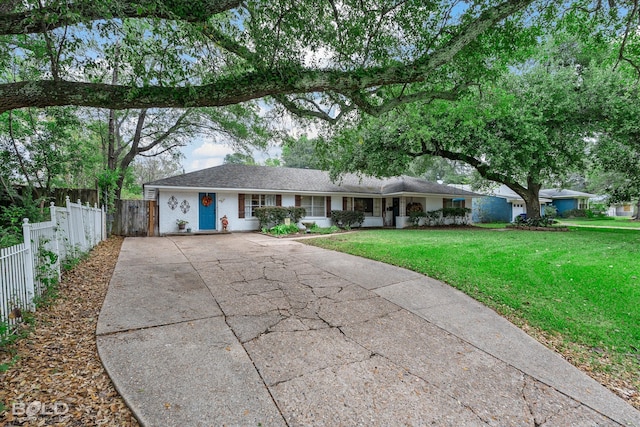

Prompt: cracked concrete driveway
[{"left": 96, "top": 234, "right": 640, "bottom": 427}]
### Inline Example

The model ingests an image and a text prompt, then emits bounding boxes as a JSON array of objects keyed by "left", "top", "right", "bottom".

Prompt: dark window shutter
[
  {"left": 443, "top": 198, "right": 448, "bottom": 209},
  {"left": 326, "top": 196, "right": 331, "bottom": 217},
  {"left": 461, "top": 200, "right": 466, "bottom": 209},
  {"left": 295, "top": 195, "right": 301, "bottom": 207},
  {"left": 343, "top": 197, "right": 347, "bottom": 210},
  {"left": 238, "top": 194, "right": 245, "bottom": 218},
  {"left": 276, "top": 194, "right": 282, "bottom": 206},
  {"left": 381, "top": 198, "right": 386, "bottom": 216}
]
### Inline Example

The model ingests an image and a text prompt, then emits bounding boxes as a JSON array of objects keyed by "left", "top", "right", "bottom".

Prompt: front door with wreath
[{"left": 199, "top": 193, "right": 216, "bottom": 230}]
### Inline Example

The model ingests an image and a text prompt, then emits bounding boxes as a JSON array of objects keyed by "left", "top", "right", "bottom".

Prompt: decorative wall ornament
[
  {"left": 167, "top": 195, "right": 178, "bottom": 210},
  {"left": 180, "top": 200, "right": 190, "bottom": 214},
  {"left": 201, "top": 194, "right": 213, "bottom": 207}
]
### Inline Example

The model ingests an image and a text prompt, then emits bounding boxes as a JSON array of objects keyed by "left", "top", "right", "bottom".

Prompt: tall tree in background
[
  {"left": 223, "top": 152, "right": 256, "bottom": 165},
  {"left": 133, "top": 154, "right": 184, "bottom": 190},
  {"left": 0, "top": 107, "right": 85, "bottom": 199},
  {"left": 281, "top": 135, "right": 324, "bottom": 170},
  {"left": 406, "top": 157, "right": 473, "bottom": 184},
  {"left": 589, "top": 68, "right": 640, "bottom": 218}
]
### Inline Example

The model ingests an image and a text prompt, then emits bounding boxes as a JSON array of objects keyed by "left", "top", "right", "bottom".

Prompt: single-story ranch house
[{"left": 143, "top": 164, "right": 479, "bottom": 234}]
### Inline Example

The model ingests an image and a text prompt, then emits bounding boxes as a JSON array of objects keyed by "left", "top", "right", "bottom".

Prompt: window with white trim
[
  {"left": 300, "top": 196, "right": 325, "bottom": 217},
  {"left": 246, "top": 194, "right": 276, "bottom": 217}
]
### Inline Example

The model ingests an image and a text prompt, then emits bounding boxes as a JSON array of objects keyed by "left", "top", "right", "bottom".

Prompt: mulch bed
[{"left": 0, "top": 236, "right": 139, "bottom": 426}]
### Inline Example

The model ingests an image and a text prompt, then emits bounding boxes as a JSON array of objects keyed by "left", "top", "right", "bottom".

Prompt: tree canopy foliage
[
  {"left": 280, "top": 135, "right": 325, "bottom": 169},
  {"left": 587, "top": 66, "right": 640, "bottom": 216},
  {"left": 0, "top": 0, "right": 570, "bottom": 116},
  {"left": 224, "top": 152, "right": 256, "bottom": 165}
]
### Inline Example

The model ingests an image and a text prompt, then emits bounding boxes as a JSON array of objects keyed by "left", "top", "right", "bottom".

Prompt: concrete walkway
[{"left": 96, "top": 234, "right": 640, "bottom": 426}]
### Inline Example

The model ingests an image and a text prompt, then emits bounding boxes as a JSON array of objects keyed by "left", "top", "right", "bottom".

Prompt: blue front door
[{"left": 199, "top": 193, "right": 216, "bottom": 230}]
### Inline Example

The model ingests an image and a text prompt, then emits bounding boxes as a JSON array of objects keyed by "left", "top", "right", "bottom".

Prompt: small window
[
  {"left": 443, "top": 198, "right": 466, "bottom": 209},
  {"left": 354, "top": 197, "right": 374, "bottom": 216}
]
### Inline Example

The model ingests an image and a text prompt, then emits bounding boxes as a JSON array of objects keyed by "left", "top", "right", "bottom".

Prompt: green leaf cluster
[
  {"left": 330, "top": 210, "right": 364, "bottom": 229},
  {"left": 254, "top": 206, "right": 306, "bottom": 229}
]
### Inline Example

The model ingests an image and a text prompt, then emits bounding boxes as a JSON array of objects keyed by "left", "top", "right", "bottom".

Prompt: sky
[
  {"left": 181, "top": 138, "right": 282, "bottom": 172},
  {"left": 179, "top": 106, "right": 319, "bottom": 173}
]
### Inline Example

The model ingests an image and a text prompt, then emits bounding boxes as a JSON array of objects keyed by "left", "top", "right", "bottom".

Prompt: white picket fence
[{"left": 0, "top": 197, "right": 105, "bottom": 336}]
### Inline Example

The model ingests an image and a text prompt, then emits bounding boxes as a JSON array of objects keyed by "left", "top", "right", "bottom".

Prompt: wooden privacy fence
[
  {"left": 0, "top": 197, "right": 105, "bottom": 337},
  {"left": 111, "top": 199, "right": 154, "bottom": 236}
]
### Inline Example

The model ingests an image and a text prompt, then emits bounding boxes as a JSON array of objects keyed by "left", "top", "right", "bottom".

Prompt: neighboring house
[
  {"left": 460, "top": 185, "right": 597, "bottom": 222},
  {"left": 143, "top": 164, "right": 479, "bottom": 234},
  {"left": 608, "top": 202, "right": 637, "bottom": 217},
  {"left": 452, "top": 184, "right": 552, "bottom": 223},
  {"left": 539, "top": 189, "right": 594, "bottom": 216}
]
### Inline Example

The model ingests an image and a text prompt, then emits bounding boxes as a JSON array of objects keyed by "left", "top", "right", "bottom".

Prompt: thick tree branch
[
  {"left": 0, "top": 66, "right": 479, "bottom": 114},
  {"left": 0, "top": 0, "right": 242, "bottom": 36},
  {"left": 417, "top": 139, "right": 530, "bottom": 196},
  {"left": 349, "top": 84, "right": 469, "bottom": 117}
]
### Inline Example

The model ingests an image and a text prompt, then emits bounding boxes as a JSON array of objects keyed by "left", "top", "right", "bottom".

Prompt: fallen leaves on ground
[
  {"left": 517, "top": 319, "right": 640, "bottom": 411},
  {"left": 0, "top": 236, "right": 139, "bottom": 426}
]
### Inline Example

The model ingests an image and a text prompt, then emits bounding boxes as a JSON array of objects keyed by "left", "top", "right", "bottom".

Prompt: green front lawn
[
  {"left": 305, "top": 228, "right": 640, "bottom": 358},
  {"left": 557, "top": 217, "right": 640, "bottom": 229}
]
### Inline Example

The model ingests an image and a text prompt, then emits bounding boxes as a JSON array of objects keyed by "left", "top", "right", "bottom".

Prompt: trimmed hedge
[
  {"left": 408, "top": 211, "right": 427, "bottom": 226},
  {"left": 254, "top": 206, "right": 306, "bottom": 228},
  {"left": 420, "top": 208, "right": 472, "bottom": 226},
  {"left": 330, "top": 210, "right": 365, "bottom": 229}
]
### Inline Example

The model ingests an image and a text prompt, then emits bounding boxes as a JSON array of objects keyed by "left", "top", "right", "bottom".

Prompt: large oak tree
[{"left": 320, "top": 45, "right": 598, "bottom": 219}]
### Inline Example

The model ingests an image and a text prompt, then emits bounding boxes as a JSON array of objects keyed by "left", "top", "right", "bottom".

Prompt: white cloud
[
  {"left": 189, "top": 157, "right": 225, "bottom": 170},
  {"left": 185, "top": 141, "right": 235, "bottom": 172},
  {"left": 193, "top": 142, "right": 235, "bottom": 157}
]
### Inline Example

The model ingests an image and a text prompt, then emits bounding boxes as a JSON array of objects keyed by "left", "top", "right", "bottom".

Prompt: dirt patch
[{"left": 0, "top": 236, "right": 139, "bottom": 426}]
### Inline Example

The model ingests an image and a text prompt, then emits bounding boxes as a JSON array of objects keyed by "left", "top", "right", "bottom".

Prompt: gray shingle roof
[
  {"left": 145, "top": 164, "right": 479, "bottom": 197},
  {"left": 539, "top": 189, "right": 595, "bottom": 199}
]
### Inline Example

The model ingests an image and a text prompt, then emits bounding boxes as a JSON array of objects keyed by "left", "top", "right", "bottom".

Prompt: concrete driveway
[{"left": 96, "top": 233, "right": 640, "bottom": 426}]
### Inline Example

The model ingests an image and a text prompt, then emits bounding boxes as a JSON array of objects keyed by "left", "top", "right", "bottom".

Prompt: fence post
[
  {"left": 50, "top": 202, "right": 61, "bottom": 280},
  {"left": 77, "top": 199, "right": 87, "bottom": 251},
  {"left": 102, "top": 205, "right": 107, "bottom": 240},
  {"left": 85, "top": 201, "right": 93, "bottom": 247},
  {"left": 21, "top": 218, "right": 35, "bottom": 310},
  {"left": 65, "top": 196, "right": 75, "bottom": 251}
]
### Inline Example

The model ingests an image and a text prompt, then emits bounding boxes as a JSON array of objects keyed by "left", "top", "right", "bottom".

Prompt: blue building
[
  {"left": 469, "top": 185, "right": 552, "bottom": 223},
  {"left": 538, "top": 189, "right": 594, "bottom": 217}
]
